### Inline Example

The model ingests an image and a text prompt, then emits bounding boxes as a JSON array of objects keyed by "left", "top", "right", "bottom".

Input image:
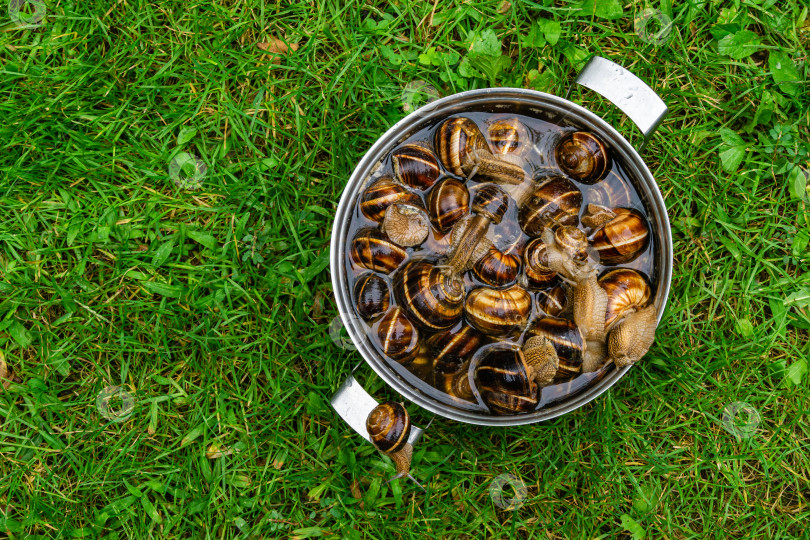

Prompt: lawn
[{"left": 0, "top": 0, "right": 808, "bottom": 538}]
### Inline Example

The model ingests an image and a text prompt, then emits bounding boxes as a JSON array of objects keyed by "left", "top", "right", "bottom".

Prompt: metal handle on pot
[
  {"left": 331, "top": 363, "right": 425, "bottom": 446},
  {"left": 568, "top": 56, "right": 668, "bottom": 152}
]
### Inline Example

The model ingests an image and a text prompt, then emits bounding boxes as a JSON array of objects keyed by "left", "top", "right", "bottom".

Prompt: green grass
[{"left": 0, "top": 0, "right": 808, "bottom": 538}]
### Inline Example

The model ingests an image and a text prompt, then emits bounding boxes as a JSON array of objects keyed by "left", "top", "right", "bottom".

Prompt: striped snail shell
[
  {"left": 591, "top": 208, "right": 650, "bottom": 264},
  {"left": 376, "top": 307, "right": 419, "bottom": 362},
  {"left": 472, "top": 183, "right": 510, "bottom": 224},
  {"left": 487, "top": 117, "right": 530, "bottom": 157},
  {"left": 435, "top": 117, "right": 526, "bottom": 184},
  {"left": 476, "top": 346, "right": 539, "bottom": 414},
  {"left": 367, "top": 401, "right": 411, "bottom": 453},
  {"left": 380, "top": 204, "right": 430, "bottom": 247},
  {"left": 554, "top": 225, "right": 588, "bottom": 263},
  {"left": 354, "top": 273, "right": 390, "bottom": 321},
  {"left": 426, "top": 178, "right": 469, "bottom": 232},
  {"left": 524, "top": 239, "right": 558, "bottom": 289},
  {"left": 555, "top": 131, "right": 610, "bottom": 184},
  {"left": 526, "top": 317, "right": 584, "bottom": 381},
  {"left": 537, "top": 284, "right": 567, "bottom": 317},
  {"left": 588, "top": 176, "right": 633, "bottom": 209},
  {"left": 350, "top": 229, "right": 408, "bottom": 274},
  {"left": 518, "top": 176, "right": 582, "bottom": 236},
  {"left": 361, "top": 177, "right": 422, "bottom": 222},
  {"left": 392, "top": 143, "right": 442, "bottom": 190},
  {"left": 599, "top": 268, "right": 652, "bottom": 331},
  {"left": 350, "top": 228, "right": 408, "bottom": 274},
  {"left": 465, "top": 285, "right": 531, "bottom": 337},
  {"left": 394, "top": 260, "right": 465, "bottom": 331},
  {"left": 427, "top": 324, "right": 485, "bottom": 375},
  {"left": 473, "top": 246, "right": 521, "bottom": 287}
]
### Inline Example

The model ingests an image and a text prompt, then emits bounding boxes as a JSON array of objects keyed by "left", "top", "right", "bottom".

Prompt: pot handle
[
  {"left": 568, "top": 55, "right": 668, "bottom": 152},
  {"left": 331, "top": 364, "right": 424, "bottom": 446}
]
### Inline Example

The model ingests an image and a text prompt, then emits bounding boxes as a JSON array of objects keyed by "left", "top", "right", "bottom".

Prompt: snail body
[
  {"left": 465, "top": 285, "right": 531, "bottom": 337},
  {"left": 394, "top": 260, "right": 465, "bottom": 331},
  {"left": 380, "top": 204, "right": 430, "bottom": 247},
  {"left": 518, "top": 176, "right": 582, "bottom": 236},
  {"left": 591, "top": 208, "right": 650, "bottom": 264},
  {"left": 366, "top": 402, "right": 422, "bottom": 488},
  {"left": 354, "top": 273, "right": 390, "bottom": 321},
  {"left": 426, "top": 178, "right": 470, "bottom": 232},
  {"left": 361, "top": 177, "right": 422, "bottom": 222},
  {"left": 392, "top": 143, "right": 441, "bottom": 190},
  {"left": 446, "top": 184, "right": 509, "bottom": 275},
  {"left": 435, "top": 117, "right": 526, "bottom": 184},
  {"left": 526, "top": 317, "right": 584, "bottom": 381},
  {"left": 599, "top": 268, "right": 652, "bottom": 331},
  {"left": 350, "top": 228, "right": 408, "bottom": 274},
  {"left": 607, "top": 305, "right": 658, "bottom": 368},
  {"left": 555, "top": 131, "right": 610, "bottom": 184}
]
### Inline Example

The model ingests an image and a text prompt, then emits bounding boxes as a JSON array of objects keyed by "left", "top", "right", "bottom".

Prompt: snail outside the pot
[{"left": 366, "top": 401, "right": 426, "bottom": 491}]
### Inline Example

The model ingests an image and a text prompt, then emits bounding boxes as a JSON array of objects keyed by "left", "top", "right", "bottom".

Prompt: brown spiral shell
[
  {"left": 588, "top": 175, "right": 633, "bottom": 208},
  {"left": 392, "top": 143, "right": 442, "bottom": 190},
  {"left": 366, "top": 401, "right": 411, "bottom": 453},
  {"left": 518, "top": 176, "right": 582, "bottom": 236},
  {"left": 472, "top": 184, "right": 509, "bottom": 224},
  {"left": 427, "top": 324, "right": 485, "bottom": 375},
  {"left": 350, "top": 228, "right": 408, "bottom": 274},
  {"left": 537, "top": 285, "right": 567, "bottom": 317},
  {"left": 555, "top": 131, "right": 610, "bottom": 184},
  {"left": 487, "top": 117, "right": 530, "bottom": 156},
  {"left": 426, "top": 178, "right": 470, "bottom": 232},
  {"left": 376, "top": 307, "right": 419, "bottom": 362},
  {"left": 394, "top": 260, "right": 465, "bottom": 331},
  {"left": 360, "top": 177, "right": 422, "bottom": 222},
  {"left": 554, "top": 226, "right": 588, "bottom": 262},
  {"left": 473, "top": 246, "right": 521, "bottom": 287},
  {"left": 476, "top": 346, "right": 539, "bottom": 414},
  {"left": 524, "top": 238, "right": 558, "bottom": 289},
  {"left": 599, "top": 268, "right": 652, "bottom": 331},
  {"left": 434, "top": 117, "right": 489, "bottom": 177},
  {"left": 354, "top": 273, "right": 390, "bottom": 321},
  {"left": 465, "top": 285, "right": 531, "bottom": 337},
  {"left": 526, "top": 317, "right": 584, "bottom": 381},
  {"left": 591, "top": 208, "right": 650, "bottom": 264}
]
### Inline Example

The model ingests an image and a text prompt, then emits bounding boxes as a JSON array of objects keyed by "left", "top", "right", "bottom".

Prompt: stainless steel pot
[{"left": 330, "top": 56, "right": 671, "bottom": 443}]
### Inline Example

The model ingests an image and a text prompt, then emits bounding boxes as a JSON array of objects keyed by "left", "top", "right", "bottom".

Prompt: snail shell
[
  {"left": 380, "top": 204, "right": 430, "bottom": 247},
  {"left": 449, "top": 216, "right": 494, "bottom": 272},
  {"left": 465, "top": 285, "right": 531, "bottom": 337},
  {"left": 426, "top": 178, "right": 470, "bottom": 232},
  {"left": 473, "top": 246, "right": 521, "bottom": 287},
  {"left": 354, "top": 273, "right": 390, "bottom": 321},
  {"left": 361, "top": 177, "right": 422, "bottom": 222},
  {"left": 591, "top": 208, "right": 650, "bottom": 264},
  {"left": 476, "top": 346, "right": 539, "bottom": 414},
  {"left": 367, "top": 401, "right": 410, "bottom": 453},
  {"left": 427, "top": 324, "right": 485, "bottom": 375},
  {"left": 555, "top": 131, "right": 610, "bottom": 184},
  {"left": 518, "top": 176, "right": 582, "bottom": 236},
  {"left": 526, "top": 317, "right": 584, "bottom": 381},
  {"left": 524, "top": 239, "right": 558, "bottom": 289},
  {"left": 599, "top": 268, "right": 652, "bottom": 331},
  {"left": 487, "top": 117, "right": 530, "bottom": 157},
  {"left": 350, "top": 228, "right": 408, "bottom": 274},
  {"left": 472, "top": 183, "right": 509, "bottom": 224},
  {"left": 537, "top": 285, "right": 567, "bottom": 317},
  {"left": 391, "top": 143, "right": 441, "bottom": 190},
  {"left": 554, "top": 226, "right": 588, "bottom": 263},
  {"left": 376, "top": 307, "right": 419, "bottom": 362},
  {"left": 394, "top": 260, "right": 465, "bottom": 331},
  {"left": 434, "top": 117, "right": 489, "bottom": 177},
  {"left": 588, "top": 176, "right": 633, "bottom": 209}
]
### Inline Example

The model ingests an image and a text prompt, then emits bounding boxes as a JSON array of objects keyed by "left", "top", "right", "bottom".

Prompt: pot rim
[{"left": 330, "top": 87, "right": 672, "bottom": 427}]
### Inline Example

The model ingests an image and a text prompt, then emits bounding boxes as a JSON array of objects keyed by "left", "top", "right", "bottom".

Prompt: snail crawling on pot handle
[{"left": 366, "top": 401, "right": 427, "bottom": 492}]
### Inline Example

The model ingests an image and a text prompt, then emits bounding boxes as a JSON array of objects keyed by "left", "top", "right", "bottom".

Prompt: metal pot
[{"left": 329, "top": 56, "right": 671, "bottom": 443}]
